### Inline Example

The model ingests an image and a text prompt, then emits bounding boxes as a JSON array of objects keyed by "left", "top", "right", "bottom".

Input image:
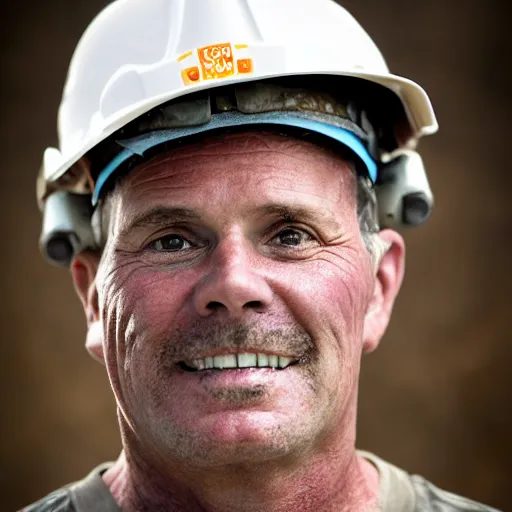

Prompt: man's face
[{"left": 95, "top": 131, "right": 377, "bottom": 467}]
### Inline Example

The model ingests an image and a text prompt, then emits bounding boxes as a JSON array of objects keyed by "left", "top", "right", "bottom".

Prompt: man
[{"left": 27, "top": 0, "right": 499, "bottom": 510}]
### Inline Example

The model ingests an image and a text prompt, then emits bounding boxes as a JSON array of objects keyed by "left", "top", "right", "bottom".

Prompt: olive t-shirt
[{"left": 22, "top": 452, "right": 501, "bottom": 511}]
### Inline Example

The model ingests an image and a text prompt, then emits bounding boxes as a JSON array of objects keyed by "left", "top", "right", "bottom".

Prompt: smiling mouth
[{"left": 178, "top": 353, "right": 298, "bottom": 372}]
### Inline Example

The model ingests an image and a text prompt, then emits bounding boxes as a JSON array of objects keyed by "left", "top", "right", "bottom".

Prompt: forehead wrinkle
[
  {"left": 124, "top": 150, "right": 353, "bottom": 200},
  {"left": 130, "top": 146, "right": 335, "bottom": 177},
  {"left": 124, "top": 130, "right": 354, "bottom": 181}
]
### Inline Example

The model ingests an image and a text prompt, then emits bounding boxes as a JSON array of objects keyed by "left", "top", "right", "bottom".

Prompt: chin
[{"left": 144, "top": 408, "right": 318, "bottom": 468}]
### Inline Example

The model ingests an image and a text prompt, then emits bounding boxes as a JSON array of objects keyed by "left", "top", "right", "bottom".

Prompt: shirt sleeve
[
  {"left": 411, "top": 475, "right": 502, "bottom": 512},
  {"left": 22, "top": 488, "right": 76, "bottom": 512}
]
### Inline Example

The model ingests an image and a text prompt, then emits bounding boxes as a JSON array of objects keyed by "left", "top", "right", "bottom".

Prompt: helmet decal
[{"left": 180, "top": 42, "right": 253, "bottom": 85}]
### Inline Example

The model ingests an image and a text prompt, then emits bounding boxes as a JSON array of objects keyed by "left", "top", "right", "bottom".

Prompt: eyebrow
[
  {"left": 118, "top": 202, "right": 338, "bottom": 239},
  {"left": 119, "top": 207, "right": 201, "bottom": 238},
  {"left": 253, "top": 203, "right": 338, "bottom": 228}
]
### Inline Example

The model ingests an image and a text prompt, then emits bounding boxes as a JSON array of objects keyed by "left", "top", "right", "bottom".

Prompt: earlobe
[
  {"left": 362, "top": 230, "right": 405, "bottom": 354},
  {"left": 85, "top": 320, "right": 105, "bottom": 363},
  {"left": 71, "top": 251, "right": 105, "bottom": 363}
]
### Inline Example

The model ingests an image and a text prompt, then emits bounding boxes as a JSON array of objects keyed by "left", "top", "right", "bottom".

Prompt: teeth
[
  {"left": 257, "top": 353, "right": 269, "bottom": 367},
  {"left": 213, "top": 354, "right": 237, "bottom": 369},
  {"left": 185, "top": 353, "right": 296, "bottom": 371},
  {"left": 278, "top": 356, "right": 293, "bottom": 369},
  {"left": 237, "top": 353, "right": 257, "bottom": 368}
]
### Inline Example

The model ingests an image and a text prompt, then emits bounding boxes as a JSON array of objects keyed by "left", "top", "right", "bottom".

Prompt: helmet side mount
[
  {"left": 39, "top": 191, "right": 96, "bottom": 266},
  {"left": 376, "top": 150, "right": 434, "bottom": 228}
]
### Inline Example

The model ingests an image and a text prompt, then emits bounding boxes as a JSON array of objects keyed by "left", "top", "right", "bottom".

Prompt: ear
[
  {"left": 362, "top": 229, "right": 405, "bottom": 354},
  {"left": 71, "top": 251, "right": 105, "bottom": 364}
]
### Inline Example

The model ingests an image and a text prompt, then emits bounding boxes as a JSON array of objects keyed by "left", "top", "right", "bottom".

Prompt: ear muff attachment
[
  {"left": 39, "top": 191, "right": 96, "bottom": 266},
  {"left": 376, "top": 150, "right": 434, "bottom": 228}
]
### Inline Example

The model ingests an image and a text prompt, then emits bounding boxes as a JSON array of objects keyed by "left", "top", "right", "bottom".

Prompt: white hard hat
[
  {"left": 41, "top": 0, "right": 437, "bottom": 187},
  {"left": 38, "top": 0, "right": 438, "bottom": 265}
]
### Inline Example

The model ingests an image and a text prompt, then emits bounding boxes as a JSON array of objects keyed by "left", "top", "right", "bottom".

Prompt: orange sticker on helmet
[
  {"left": 179, "top": 43, "right": 253, "bottom": 85},
  {"left": 181, "top": 66, "right": 201, "bottom": 85},
  {"left": 237, "top": 58, "right": 253, "bottom": 74},
  {"left": 198, "top": 43, "right": 235, "bottom": 80}
]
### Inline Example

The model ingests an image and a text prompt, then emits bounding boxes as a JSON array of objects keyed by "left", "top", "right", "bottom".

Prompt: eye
[
  {"left": 148, "top": 234, "right": 192, "bottom": 252},
  {"left": 272, "top": 228, "right": 314, "bottom": 247}
]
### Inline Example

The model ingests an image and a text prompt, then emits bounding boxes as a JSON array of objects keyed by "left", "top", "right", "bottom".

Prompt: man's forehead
[
  {"left": 114, "top": 130, "right": 357, "bottom": 196},
  {"left": 100, "top": 131, "right": 359, "bottom": 240}
]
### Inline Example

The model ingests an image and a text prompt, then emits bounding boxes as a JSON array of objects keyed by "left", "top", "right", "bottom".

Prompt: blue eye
[{"left": 149, "top": 235, "right": 192, "bottom": 252}]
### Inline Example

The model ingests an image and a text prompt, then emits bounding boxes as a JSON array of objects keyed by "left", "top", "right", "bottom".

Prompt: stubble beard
[{"left": 124, "top": 320, "right": 332, "bottom": 470}]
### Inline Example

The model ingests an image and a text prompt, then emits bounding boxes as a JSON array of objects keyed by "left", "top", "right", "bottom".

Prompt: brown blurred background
[{"left": 1, "top": 0, "right": 511, "bottom": 510}]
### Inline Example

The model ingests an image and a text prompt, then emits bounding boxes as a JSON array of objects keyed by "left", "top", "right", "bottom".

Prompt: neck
[{"left": 103, "top": 427, "right": 380, "bottom": 512}]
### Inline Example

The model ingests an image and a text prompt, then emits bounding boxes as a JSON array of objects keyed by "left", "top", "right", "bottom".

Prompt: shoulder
[
  {"left": 411, "top": 474, "right": 502, "bottom": 512},
  {"left": 21, "top": 462, "right": 115, "bottom": 512},
  {"left": 22, "top": 488, "right": 75, "bottom": 512},
  {"left": 358, "top": 450, "right": 501, "bottom": 512}
]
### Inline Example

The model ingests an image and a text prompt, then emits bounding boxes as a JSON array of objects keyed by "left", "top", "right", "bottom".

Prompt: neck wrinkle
[{"left": 103, "top": 422, "right": 379, "bottom": 512}]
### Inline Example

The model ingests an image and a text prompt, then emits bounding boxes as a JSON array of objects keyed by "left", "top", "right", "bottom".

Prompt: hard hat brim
[{"left": 45, "top": 70, "right": 437, "bottom": 185}]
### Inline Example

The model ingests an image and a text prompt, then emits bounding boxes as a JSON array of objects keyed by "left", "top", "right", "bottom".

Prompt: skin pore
[{"left": 72, "top": 131, "right": 405, "bottom": 511}]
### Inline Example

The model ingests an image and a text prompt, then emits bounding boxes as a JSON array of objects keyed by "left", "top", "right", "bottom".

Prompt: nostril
[
  {"left": 206, "top": 301, "right": 226, "bottom": 312},
  {"left": 203, "top": 300, "right": 266, "bottom": 314},
  {"left": 244, "top": 301, "right": 263, "bottom": 310}
]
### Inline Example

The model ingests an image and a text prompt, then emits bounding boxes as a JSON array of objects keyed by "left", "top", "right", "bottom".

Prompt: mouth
[{"left": 178, "top": 352, "right": 299, "bottom": 372}]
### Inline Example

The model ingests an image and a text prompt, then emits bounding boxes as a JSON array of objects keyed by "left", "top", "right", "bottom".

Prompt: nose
[{"left": 193, "top": 236, "right": 273, "bottom": 318}]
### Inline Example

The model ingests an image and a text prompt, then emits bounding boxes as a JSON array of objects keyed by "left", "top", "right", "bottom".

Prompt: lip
[
  {"left": 177, "top": 349, "right": 300, "bottom": 362},
  {"left": 175, "top": 365, "right": 297, "bottom": 391}
]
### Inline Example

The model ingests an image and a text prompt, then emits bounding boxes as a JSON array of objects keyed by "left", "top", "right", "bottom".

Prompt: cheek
[
  {"left": 273, "top": 247, "right": 373, "bottom": 382},
  {"left": 98, "top": 261, "right": 197, "bottom": 403}
]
